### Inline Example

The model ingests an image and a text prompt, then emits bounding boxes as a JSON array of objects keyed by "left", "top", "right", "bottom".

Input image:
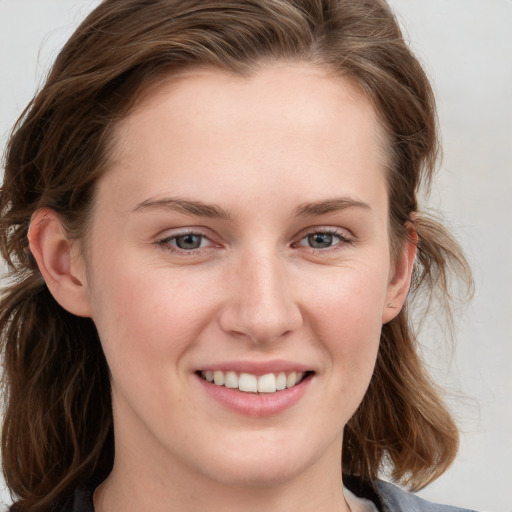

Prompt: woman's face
[{"left": 81, "top": 63, "right": 409, "bottom": 487}]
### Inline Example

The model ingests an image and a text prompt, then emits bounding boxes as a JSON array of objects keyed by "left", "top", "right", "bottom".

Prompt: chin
[
  {"left": 203, "top": 458, "right": 306, "bottom": 488},
  {"left": 191, "top": 434, "right": 325, "bottom": 489}
]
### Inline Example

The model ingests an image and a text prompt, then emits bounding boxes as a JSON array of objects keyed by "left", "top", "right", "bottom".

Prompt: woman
[{"left": 0, "top": 1, "right": 475, "bottom": 511}]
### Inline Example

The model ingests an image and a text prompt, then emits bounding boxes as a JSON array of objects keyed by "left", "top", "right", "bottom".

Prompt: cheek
[
  {"left": 300, "top": 262, "right": 386, "bottom": 378},
  {"left": 87, "top": 256, "right": 217, "bottom": 372},
  {"left": 303, "top": 259, "right": 388, "bottom": 328}
]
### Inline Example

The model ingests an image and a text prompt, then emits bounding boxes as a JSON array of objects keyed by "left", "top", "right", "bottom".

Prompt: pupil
[
  {"left": 176, "top": 234, "right": 201, "bottom": 250},
  {"left": 308, "top": 233, "right": 333, "bottom": 248}
]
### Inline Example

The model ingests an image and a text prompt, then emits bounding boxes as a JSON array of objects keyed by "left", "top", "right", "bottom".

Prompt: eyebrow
[
  {"left": 133, "top": 197, "right": 233, "bottom": 220},
  {"left": 133, "top": 196, "right": 370, "bottom": 220},
  {"left": 293, "top": 197, "right": 371, "bottom": 217}
]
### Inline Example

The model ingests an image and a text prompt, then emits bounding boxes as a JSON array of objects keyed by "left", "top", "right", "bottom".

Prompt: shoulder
[
  {"left": 373, "top": 480, "right": 480, "bottom": 512},
  {"left": 344, "top": 475, "right": 479, "bottom": 512}
]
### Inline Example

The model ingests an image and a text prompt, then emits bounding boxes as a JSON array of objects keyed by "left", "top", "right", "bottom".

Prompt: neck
[{"left": 95, "top": 439, "right": 351, "bottom": 512}]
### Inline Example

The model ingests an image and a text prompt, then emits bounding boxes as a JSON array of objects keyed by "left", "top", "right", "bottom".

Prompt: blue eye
[
  {"left": 296, "top": 229, "right": 350, "bottom": 251},
  {"left": 173, "top": 233, "right": 204, "bottom": 250},
  {"left": 159, "top": 232, "right": 211, "bottom": 252},
  {"left": 306, "top": 233, "right": 337, "bottom": 249}
]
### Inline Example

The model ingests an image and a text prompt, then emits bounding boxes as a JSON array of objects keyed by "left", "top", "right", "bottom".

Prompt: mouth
[{"left": 197, "top": 370, "right": 313, "bottom": 394}]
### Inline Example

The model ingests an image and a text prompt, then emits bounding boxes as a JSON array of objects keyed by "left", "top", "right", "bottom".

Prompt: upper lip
[{"left": 197, "top": 359, "right": 313, "bottom": 376}]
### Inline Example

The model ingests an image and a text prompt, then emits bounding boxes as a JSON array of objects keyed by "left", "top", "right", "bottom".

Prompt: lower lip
[{"left": 196, "top": 374, "right": 312, "bottom": 417}]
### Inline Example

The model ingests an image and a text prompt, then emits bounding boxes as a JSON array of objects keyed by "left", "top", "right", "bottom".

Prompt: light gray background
[{"left": 0, "top": 1, "right": 511, "bottom": 511}]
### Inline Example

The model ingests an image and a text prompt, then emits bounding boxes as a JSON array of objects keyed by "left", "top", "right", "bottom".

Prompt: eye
[
  {"left": 158, "top": 231, "right": 213, "bottom": 252},
  {"left": 296, "top": 229, "right": 351, "bottom": 251},
  {"left": 305, "top": 233, "right": 337, "bottom": 249},
  {"left": 173, "top": 233, "right": 206, "bottom": 250}
]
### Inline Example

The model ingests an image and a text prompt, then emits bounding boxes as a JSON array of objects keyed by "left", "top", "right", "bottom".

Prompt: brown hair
[{"left": 0, "top": 1, "right": 472, "bottom": 510}]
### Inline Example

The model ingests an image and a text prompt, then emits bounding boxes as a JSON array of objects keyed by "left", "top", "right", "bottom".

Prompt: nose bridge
[{"left": 220, "top": 246, "right": 302, "bottom": 343}]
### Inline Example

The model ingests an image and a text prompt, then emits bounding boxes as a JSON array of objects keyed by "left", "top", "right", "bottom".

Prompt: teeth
[
  {"left": 201, "top": 370, "right": 307, "bottom": 393},
  {"left": 258, "top": 373, "right": 276, "bottom": 393},
  {"left": 239, "top": 373, "right": 258, "bottom": 392},
  {"left": 224, "top": 371, "right": 238, "bottom": 389},
  {"left": 213, "top": 370, "right": 224, "bottom": 386},
  {"left": 286, "top": 371, "right": 297, "bottom": 388},
  {"left": 276, "top": 372, "right": 287, "bottom": 391}
]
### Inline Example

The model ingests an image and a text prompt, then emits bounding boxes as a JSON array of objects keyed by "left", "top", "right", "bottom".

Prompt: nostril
[{"left": 218, "top": 304, "right": 303, "bottom": 345}]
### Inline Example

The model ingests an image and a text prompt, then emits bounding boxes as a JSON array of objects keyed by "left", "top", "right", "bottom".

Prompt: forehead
[{"left": 100, "top": 63, "right": 388, "bottom": 214}]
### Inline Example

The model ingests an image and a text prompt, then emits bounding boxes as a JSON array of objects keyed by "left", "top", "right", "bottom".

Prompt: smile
[{"left": 199, "top": 370, "right": 309, "bottom": 393}]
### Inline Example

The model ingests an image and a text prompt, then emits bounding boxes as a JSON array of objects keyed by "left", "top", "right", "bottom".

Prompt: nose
[{"left": 218, "top": 250, "right": 303, "bottom": 344}]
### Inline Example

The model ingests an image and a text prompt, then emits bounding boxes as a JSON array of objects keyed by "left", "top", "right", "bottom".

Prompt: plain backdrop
[{"left": 1, "top": 1, "right": 511, "bottom": 511}]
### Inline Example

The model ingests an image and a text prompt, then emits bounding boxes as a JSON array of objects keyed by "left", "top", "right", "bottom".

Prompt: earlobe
[
  {"left": 28, "top": 208, "right": 92, "bottom": 317},
  {"left": 382, "top": 228, "right": 418, "bottom": 324}
]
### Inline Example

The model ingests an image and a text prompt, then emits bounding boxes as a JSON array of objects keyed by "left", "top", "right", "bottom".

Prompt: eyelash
[
  {"left": 157, "top": 230, "right": 215, "bottom": 255},
  {"left": 157, "top": 227, "right": 353, "bottom": 255},
  {"left": 293, "top": 228, "right": 353, "bottom": 253}
]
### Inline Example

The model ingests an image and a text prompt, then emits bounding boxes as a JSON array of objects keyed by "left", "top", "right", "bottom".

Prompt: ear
[
  {"left": 28, "top": 208, "right": 92, "bottom": 317},
  {"left": 382, "top": 226, "right": 418, "bottom": 324}
]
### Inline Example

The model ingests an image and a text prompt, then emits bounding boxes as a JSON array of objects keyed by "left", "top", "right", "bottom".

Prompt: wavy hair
[{"left": 0, "top": 1, "right": 472, "bottom": 510}]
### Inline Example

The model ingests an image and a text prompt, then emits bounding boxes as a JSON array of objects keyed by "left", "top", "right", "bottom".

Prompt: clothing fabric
[
  {"left": 345, "top": 486, "right": 379, "bottom": 512},
  {"left": 344, "top": 476, "right": 478, "bottom": 512},
  {"left": 374, "top": 480, "right": 478, "bottom": 512},
  {"left": 56, "top": 477, "right": 479, "bottom": 512}
]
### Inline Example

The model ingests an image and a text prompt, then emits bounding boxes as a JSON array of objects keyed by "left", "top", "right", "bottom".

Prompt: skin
[{"left": 29, "top": 63, "right": 416, "bottom": 512}]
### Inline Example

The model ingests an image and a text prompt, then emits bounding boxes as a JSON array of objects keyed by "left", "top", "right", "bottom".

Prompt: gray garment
[{"left": 375, "top": 480, "right": 479, "bottom": 512}]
